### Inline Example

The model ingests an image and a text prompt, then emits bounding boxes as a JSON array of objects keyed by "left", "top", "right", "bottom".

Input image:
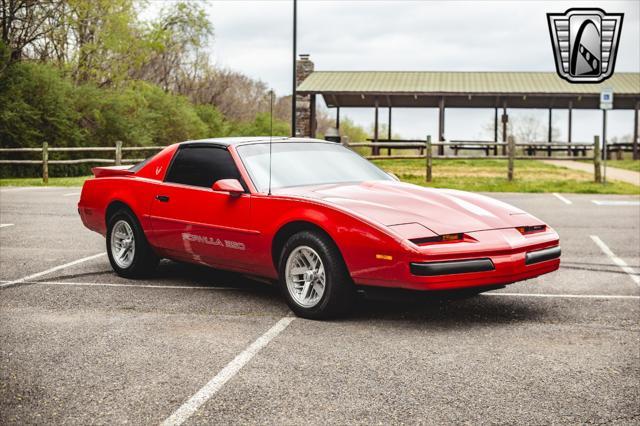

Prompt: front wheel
[
  {"left": 278, "top": 231, "right": 354, "bottom": 319},
  {"left": 106, "top": 209, "right": 159, "bottom": 278}
]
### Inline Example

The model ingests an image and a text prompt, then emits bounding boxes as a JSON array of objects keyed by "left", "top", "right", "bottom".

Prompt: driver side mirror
[{"left": 212, "top": 179, "right": 244, "bottom": 197}]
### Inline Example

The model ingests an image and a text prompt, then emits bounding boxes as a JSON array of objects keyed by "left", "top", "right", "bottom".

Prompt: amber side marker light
[
  {"left": 516, "top": 225, "right": 546, "bottom": 235},
  {"left": 376, "top": 254, "right": 393, "bottom": 261}
]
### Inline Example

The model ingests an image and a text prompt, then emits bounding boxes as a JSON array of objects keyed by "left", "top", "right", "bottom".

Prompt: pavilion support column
[
  {"left": 294, "top": 55, "right": 314, "bottom": 137},
  {"left": 387, "top": 107, "right": 392, "bottom": 155},
  {"left": 547, "top": 108, "right": 552, "bottom": 157},
  {"left": 336, "top": 106, "right": 340, "bottom": 130},
  {"left": 501, "top": 101, "right": 508, "bottom": 155},
  {"left": 568, "top": 101, "right": 573, "bottom": 156},
  {"left": 633, "top": 101, "right": 639, "bottom": 160},
  {"left": 438, "top": 97, "right": 445, "bottom": 155},
  {"left": 373, "top": 98, "right": 379, "bottom": 156},
  {"left": 309, "top": 94, "right": 317, "bottom": 138},
  {"left": 493, "top": 106, "right": 498, "bottom": 155}
]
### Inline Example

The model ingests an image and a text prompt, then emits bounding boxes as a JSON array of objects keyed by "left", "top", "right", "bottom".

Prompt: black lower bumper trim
[
  {"left": 526, "top": 246, "right": 561, "bottom": 265},
  {"left": 410, "top": 258, "right": 495, "bottom": 276}
]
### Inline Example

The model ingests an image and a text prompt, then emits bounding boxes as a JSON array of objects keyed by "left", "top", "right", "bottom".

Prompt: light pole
[{"left": 291, "top": 0, "right": 297, "bottom": 137}]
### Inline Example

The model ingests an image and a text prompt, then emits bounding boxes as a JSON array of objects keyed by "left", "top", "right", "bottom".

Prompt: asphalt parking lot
[{"left": 1, "top": 187, "right": 639, "bottom": 425}]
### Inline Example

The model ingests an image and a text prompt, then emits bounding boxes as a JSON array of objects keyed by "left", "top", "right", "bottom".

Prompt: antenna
[{"left": 268, "top": 89, "right": 274, "bottom": 195}]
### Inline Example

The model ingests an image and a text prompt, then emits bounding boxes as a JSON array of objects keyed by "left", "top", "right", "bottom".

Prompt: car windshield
[{"left": 237, "top": 142, "right": 392, "bottom": 192}]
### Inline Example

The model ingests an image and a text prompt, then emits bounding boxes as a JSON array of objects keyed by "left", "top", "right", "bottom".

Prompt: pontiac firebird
[{"left": 78, "top": 137, "right": 561, "bottom": 319}]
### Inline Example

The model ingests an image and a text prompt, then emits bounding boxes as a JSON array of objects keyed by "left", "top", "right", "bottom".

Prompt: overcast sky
[{"left": 148, "top": 0, "right": 640, "bottom": 141}]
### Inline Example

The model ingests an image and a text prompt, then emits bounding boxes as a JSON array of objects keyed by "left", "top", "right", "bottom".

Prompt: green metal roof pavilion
[
  {"left": 296, "top": 70, "right": 639, "bottom": 156},
  {"left": 297, "top": 71, "right": 640, "bottom": 109}
]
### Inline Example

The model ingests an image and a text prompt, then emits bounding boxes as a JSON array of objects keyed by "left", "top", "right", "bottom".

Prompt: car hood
[{"left": 275, "top": 181, "right": 544, "bottom": 235}]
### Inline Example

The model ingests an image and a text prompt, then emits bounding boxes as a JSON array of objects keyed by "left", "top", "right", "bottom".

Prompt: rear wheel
[
  {"left": 106, "top": 209, "right": 159, "bottom": 278},
  {"left": 278, "top": 231, "right": 353, "bottom": 319}
]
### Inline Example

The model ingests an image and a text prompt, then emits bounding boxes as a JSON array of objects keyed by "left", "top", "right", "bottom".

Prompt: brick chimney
[{"left": 295, "top": 54, "right": 315, "bottom": 137}]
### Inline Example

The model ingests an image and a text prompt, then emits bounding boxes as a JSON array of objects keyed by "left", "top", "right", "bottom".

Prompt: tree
[
  {"left": 1, "top": 0, "right": 65, "bottom": 62},
  {"left": 340, "top": 117, "right": 370, "bottom": 143},
  {"left": 313, "top": 108, "right": 371, "bottom": 143},
  {"left": 0, "top": 60, "right": 83, "bottom": 149},
  {"left": 484, "top": 113, "right": 561, "bottom": 143},
  {"left": 139, "top": 1, "right": 213, "bottom": 92},
  {"left": 0, "top": 0, "right": 298, "bottom": 173},
  {"left": 67, "top": 0, "right": 149, "bottom": 85},
  {"left": 230, "top": 112, "right": 289, "bottom": 137}
]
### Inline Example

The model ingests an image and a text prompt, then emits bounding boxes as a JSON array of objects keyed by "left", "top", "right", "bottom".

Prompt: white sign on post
[
  {"left": 600, "top": 88, "right": 613, "bottom": 184},
  {"left": 600, "top": 89, "right": 613, "bottom": 110}
]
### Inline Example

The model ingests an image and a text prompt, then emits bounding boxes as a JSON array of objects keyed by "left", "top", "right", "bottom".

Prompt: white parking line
[
  {"left": 0, "top": 223, "right": 15, "bottom": 228},
  {"left": 63, "top": 192, "right": 80, "bottom": 197},
  {"left": 591, "top": 200, "right": 640, "bottom": 206},
  {"left": 0, "top": 253, "right": 107, "bottom": 289},
  {"left": 552, "top": 193, "right": 572, "bottom": 205},
  {"left": 161, "top": 316, "right": 295, "bottom": 426},
  {"left": 484, "top": 292, "right": 639, "bottom": 300},
  {"left": 590, "top": 235, "right": 640, "bottom": 287}
]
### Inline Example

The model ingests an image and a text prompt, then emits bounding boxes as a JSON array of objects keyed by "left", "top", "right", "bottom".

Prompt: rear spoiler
[{"left": 91, "top": 165, "right": 134, "bottom": 178}]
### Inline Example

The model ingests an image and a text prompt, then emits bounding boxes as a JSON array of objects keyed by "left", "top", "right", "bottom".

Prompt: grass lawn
[
  {"left": 0, "top": 176, "right": 90, "bottom": 187},
  {"left": 372, "top": 159, "right": 640, "bottom": 195}
]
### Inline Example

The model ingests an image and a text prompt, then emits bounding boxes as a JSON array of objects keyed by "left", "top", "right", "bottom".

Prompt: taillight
[{"left": 516, "top": 225, "right": 546, "bottom": 235}]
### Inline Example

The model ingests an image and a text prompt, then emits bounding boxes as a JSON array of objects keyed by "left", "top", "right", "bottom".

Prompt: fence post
[
  {"left": 507, "top": 135, "right": 515, "bottom": 181},
  {"left": 593, "top": 135, "right": 602, "bottom": 183},
  {"left": 426, "top": 135, "right": 432, "bottom": 182},
  {"left": 115, "top": 140, "right": 123, "bottom": 166},
  {"left": 42, "top": 142, "right": 49, "bottom": 184}
]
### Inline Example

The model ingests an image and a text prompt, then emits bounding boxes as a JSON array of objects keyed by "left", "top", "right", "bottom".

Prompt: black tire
[
  {"left": 106, "top": 208, "right": 159, "bottom": 278},
  {"left": 278, "top": 230, "right": 354, "bottom": 320}
]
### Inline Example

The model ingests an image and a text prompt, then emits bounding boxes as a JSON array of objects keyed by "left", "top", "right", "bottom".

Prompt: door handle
[{"left": 155, "top": 195, "right": 170, "bottom": 202}]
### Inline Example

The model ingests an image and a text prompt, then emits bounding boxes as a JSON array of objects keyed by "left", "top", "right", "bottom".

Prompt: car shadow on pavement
[
  {"left": 154, "top": 260, "right": 276, "bottom": 291},
  {"left": 47, "top": 260, "right": 276, "bottom": 293},
  {"left": 43, "top": 261, "right": 547, "bottom": 325},
  {"left": 160, "top": 263, "right": 545, "bottom": 326},
  {"left": 348, "top": 295, "right": 546, "bottom": 326}
]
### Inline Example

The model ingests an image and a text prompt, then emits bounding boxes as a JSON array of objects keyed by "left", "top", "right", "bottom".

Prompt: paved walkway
[{"left": 541, "top": 160, "right": 640, "bottom": 186}]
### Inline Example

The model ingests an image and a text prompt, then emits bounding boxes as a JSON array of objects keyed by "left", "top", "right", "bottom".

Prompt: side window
[{"left": 165, "top": 146, "right": 241, "bottom": 188}]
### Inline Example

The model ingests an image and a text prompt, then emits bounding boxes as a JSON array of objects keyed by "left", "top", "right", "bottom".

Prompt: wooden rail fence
[
  {"left": 0, "top": 141, "right": 165, "bottom": 183},
  {"left": 1, "top": 136, "right": 606, "bottom": 184},
  {"left": 346, "top": 135, "right": 605, "bottom": 183}
]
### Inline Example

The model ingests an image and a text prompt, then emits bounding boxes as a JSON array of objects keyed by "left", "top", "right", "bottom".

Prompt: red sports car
[{"left": 78, "top": 137, "right": 560, "bottom": 319}]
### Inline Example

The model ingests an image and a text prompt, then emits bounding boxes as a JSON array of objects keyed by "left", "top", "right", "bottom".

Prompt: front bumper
[
  {"left": 351, "top": 228, "right": 561, "bottom": 291},
  {"left": 410, "top": 245, "right": 561, "bottom": 277}
]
